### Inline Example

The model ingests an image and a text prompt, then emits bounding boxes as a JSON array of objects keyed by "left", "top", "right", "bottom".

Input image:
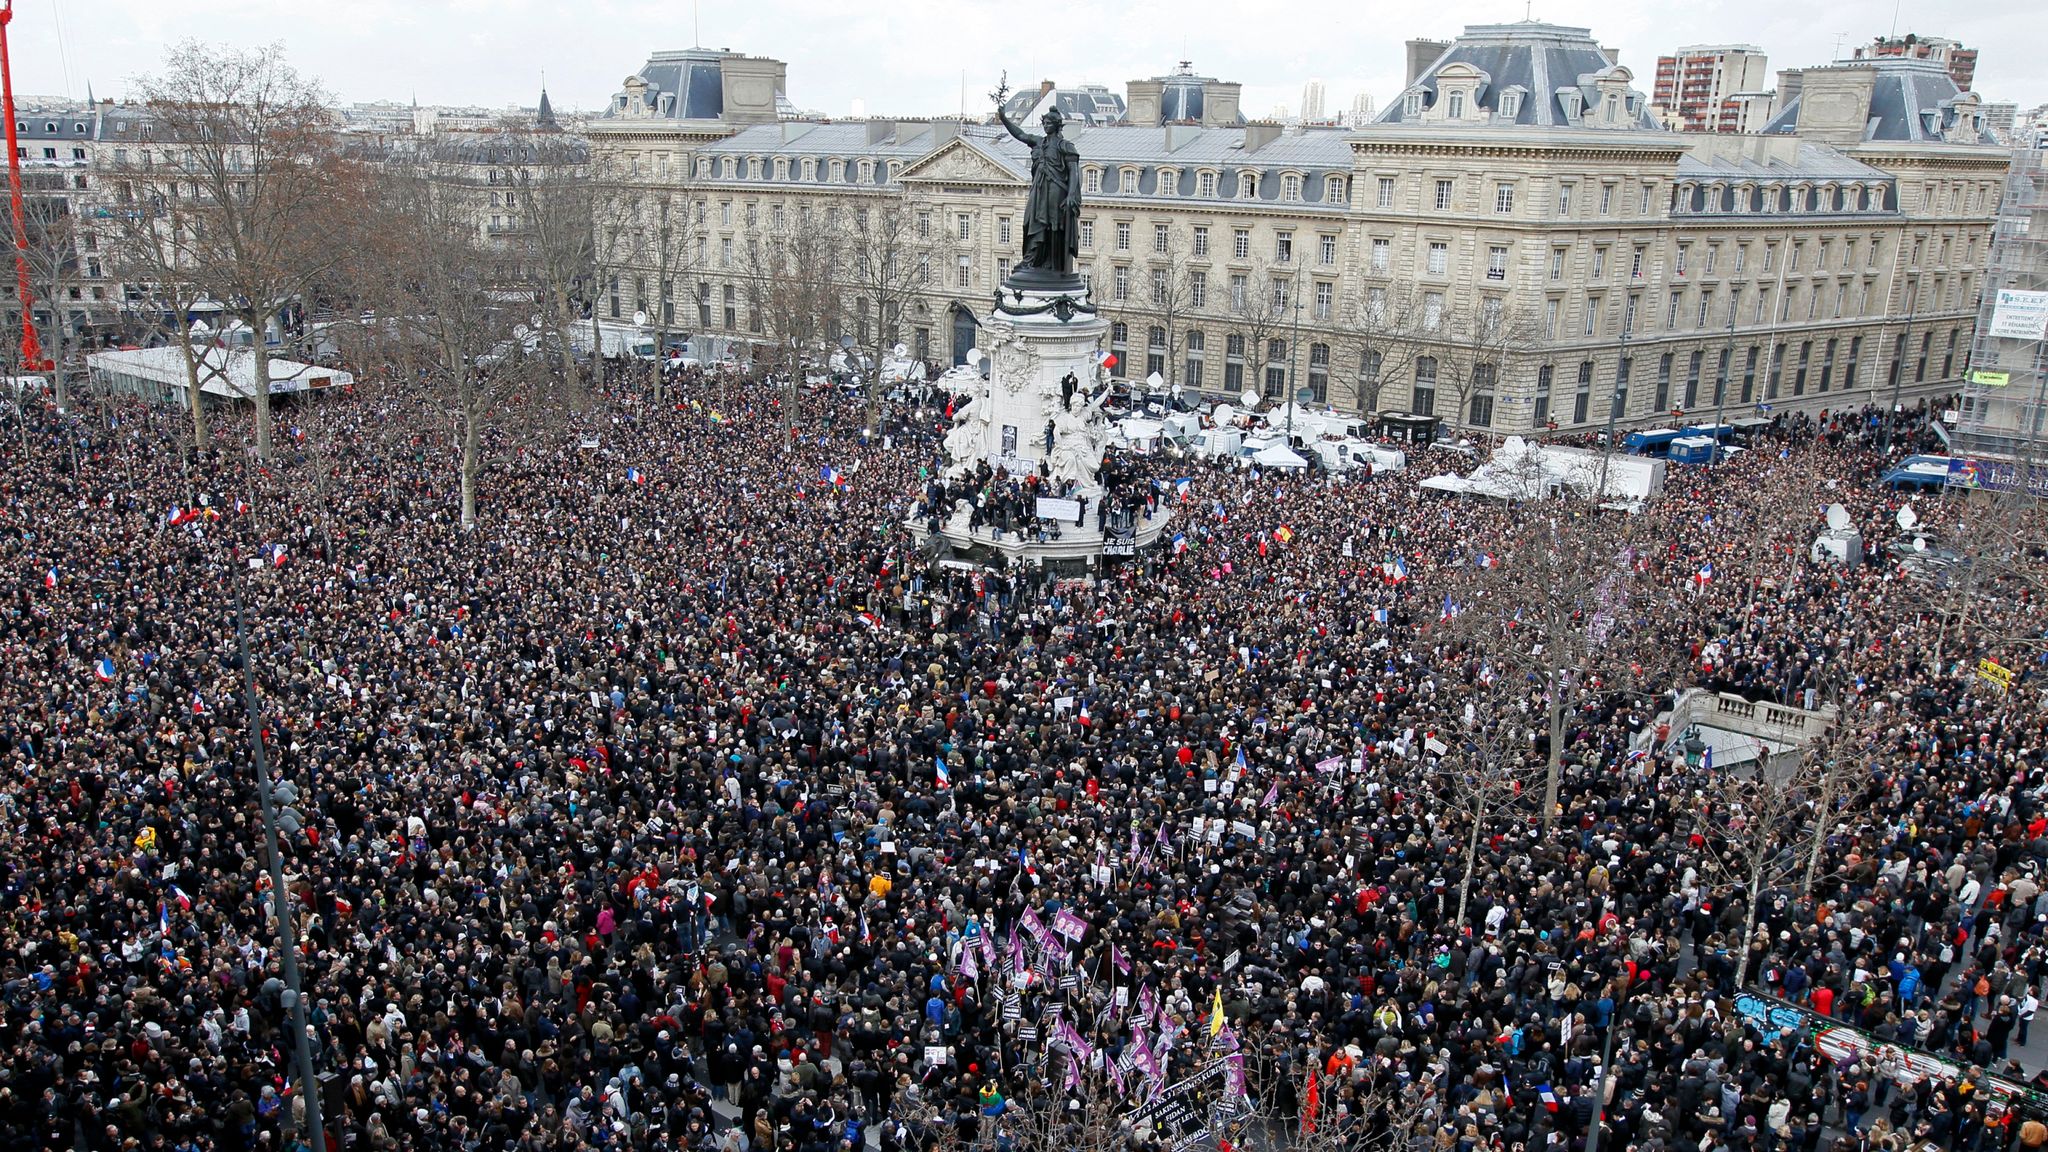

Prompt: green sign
[{"left": 1971, "top": 369, "right": 2012, "bottom": 388}]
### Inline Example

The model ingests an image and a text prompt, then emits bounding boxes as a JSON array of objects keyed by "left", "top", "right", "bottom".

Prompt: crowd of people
[{"left": 1, "top": 370, "right": 2042, "bottom": 1152}]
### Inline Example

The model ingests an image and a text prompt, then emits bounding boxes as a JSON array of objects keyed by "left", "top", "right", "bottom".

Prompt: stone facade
[{"left": 586, "top": 24, "right": 2010, "bottom": 435}]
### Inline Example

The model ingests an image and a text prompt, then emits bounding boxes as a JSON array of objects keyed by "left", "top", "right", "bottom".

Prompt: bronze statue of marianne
[{"left": 994, "top": 77, "right": 1082, "bottom": 282}]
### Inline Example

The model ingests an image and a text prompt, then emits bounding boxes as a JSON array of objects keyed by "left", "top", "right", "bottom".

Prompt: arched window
[
  {"left": 1110, "top": 323, "right": 1129, "bottom": 378},
  {"left": 1308, "top": 342, "right": 1329, "bottom": 403},
  {"left": 1147, "top": 326, "right": 1167, "bottom": 379},
  {"left": 1184, "top": 330, "right": 1205, "bottom": 387},
  {"left": 1446, "top": 91, "right": 1465, "bottom": 119}
]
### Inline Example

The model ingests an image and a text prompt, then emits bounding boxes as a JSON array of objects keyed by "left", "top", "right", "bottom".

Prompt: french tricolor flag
[
  {"left": 93, "top": 657, "right": 116, "bottom": 683},
  {"left": 43, "top": 567, "right": 57, "bottom": 589},
  {"left": 627, "top": 467, "right": 646, "bottom": 485},
  {"left": 934, "top": 758, "right": 950, "bottom": 789},
  {"left": 1536, "top": 1083, "right": 1559, "bottom": 1112}
]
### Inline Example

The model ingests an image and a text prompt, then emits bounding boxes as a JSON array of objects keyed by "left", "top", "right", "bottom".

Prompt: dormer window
[
  {"left": 1282, "top": 174, "right": 1301, "bottom": 202},
  {"left": 774, "top": 157, "right": 789, "bottom": 180},
  {"left": 1324, "top": 176, "right": 1345, "bottom": 203},
  {"left": 1159, "top": 169, "right": 1179, "bottom": 196},
  {"left": 720, "top": 157, "right": 735, "bottom": 179},
  {"left": 1446, "top": 91, "right": 1465, "bottom": 119},
  {"left": 1403, "top": 91, "right": 1423, "bottom": 118},
  {"left": 1239, "top": 171, "right": 1258, "bottom": 199},
  {"left": 1120, "top": 168, "right": 1138, "bottom": 194},
  {"left": 1499, "top": 90, "right": 1522, "bottom": 119},
  {"left": 1084, "top": 167, "right": 1102, "bottom": 194},
  {"left": 1560, "top": 90, "right": 1584, "bottom": 120},
  {"left": 829, "top": 159, "right": 844, "bottom": 182},
  {"left": 858, "top": 159, "right": 874, "bottom": 183}
]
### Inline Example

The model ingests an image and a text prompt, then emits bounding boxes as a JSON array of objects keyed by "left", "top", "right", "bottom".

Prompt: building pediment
[{"left": 897, "top": 137, "right": 1027, "bottom": 186}]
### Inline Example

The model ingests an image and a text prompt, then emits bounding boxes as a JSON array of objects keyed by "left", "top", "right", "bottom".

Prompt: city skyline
[{"left": 7, "top": 0, "right": 2046, "bottom": 121}]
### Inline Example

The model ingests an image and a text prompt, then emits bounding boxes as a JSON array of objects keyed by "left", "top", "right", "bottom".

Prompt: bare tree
[
  {"left": 1685, "top": 745, "right": 1859, "bottom": 987},
  {"left": 135, "top": 41, "right": 352, "bottom": 460},
  {"left": 591, "top": 156, "right": 698, "bottom": 401},
  {"left": 1226, "top": 261, "right": 1294, "bottom": 403},
  {"left": 102, "top": 159, "right": 239, "bottom": 450},
  {"left": 1437, "top": 298, "right": 1540, "bottom": 437},
  {"left": 1450, "top": 491, "right": 1676, "bottom": 827},
  {"left": 1337, "top": 283, "right": 1433, "bottom": 417},
  {"left": 1427, "top": 668, "right": 1547, "bottom": 929},
  {"left": 350, "top": 153, "right": 555, "bottom": 529},
  {"left": 16, "top": 179, "right": 92, "bottom": 408},
  {"left": 744, "top": 205, "right": 845, "bottom": 433},
  {"left": 840, "top": 200, "right": 951, "bottom": 431},
  {"left": 500, "top": 129, "right": 593, "bottom": 384}
]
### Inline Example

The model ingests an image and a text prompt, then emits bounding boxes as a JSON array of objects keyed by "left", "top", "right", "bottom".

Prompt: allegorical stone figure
[{"left": 995, "top": 89, "right": 1081, "bottom": 279}]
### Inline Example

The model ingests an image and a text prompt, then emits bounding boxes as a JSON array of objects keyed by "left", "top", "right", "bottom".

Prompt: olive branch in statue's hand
[{"left": 989, "top": 72, "right": 1010, "bottom": 109}]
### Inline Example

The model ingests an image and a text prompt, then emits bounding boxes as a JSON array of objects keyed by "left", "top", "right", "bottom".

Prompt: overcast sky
[{"left": 8, "top": 0, "right": 2045, "bottom": 119}]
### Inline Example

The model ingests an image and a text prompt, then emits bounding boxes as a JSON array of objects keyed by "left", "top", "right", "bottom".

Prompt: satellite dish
[
  {"left": 965, "top": 348, "right": 984, "bottom": 367},
  {"left": 893, "top": 343, "right": 909, "bottom": 358},
  {"left": 1824, "top": 503, "right": 1852, "bottom": 532},
  {"left": 1240, "top": 389, "right": 1262, "bottom": 409},
  {"left": 1213, "top": 404, "right": 1236, "bottom": 427},
  {"left": 1914, "top": 537, "right": 1928, "bottom": 552},
  {"left": 1896, "top": 505, "right": 1920, "bottom": 531},
  {"left": 1146, "top": 371, "right": 1164, "bottom": 389},
  {"left": 189, "top": 320, "right": 212, "bottom": 336},
  {"left": 633, "top": 310, "right": 648, "bottom": 327}
]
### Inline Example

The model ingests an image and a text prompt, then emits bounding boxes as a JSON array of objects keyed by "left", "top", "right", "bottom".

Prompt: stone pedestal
[
  {"left": 942, "top": 283, "right": 1111, "bottom": 494},
  {"left": 916, "top": 278, "right": 1168, "bottom": 569}
]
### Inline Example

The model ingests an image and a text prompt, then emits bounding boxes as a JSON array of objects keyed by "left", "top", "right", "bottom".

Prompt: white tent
[
  {"left": 87, "top": 346, "right": 352, "bottom": 407},
  {"left": 1252, "top": 444, "right": 1308, "bottom": 470}
]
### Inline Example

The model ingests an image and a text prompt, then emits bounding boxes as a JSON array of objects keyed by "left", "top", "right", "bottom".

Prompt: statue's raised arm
[{"left": 997, "top": 105, "right": 1041, "bottom": 147}]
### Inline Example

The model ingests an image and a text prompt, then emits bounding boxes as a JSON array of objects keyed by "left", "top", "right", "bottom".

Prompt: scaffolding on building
[{"left": 1954, "top": 147, "right": 2048, "bottom": 480}]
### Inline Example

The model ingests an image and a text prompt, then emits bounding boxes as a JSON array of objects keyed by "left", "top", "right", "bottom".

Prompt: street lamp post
[
  {"left": 1884, "top": 297, "right": 1917, "bottom": 456},
  {"left": 1285, "top": 267, "right": 1304, "bottom": 444},
  {"left": 1599, "top": 299, "right": 1634, "bottom": 496},
  {"left": 230, "top": 569, "right": 326, "bottom": 1152},
  {"left": 1713, "top": 308, "right": 1735, "bottom": 455}
]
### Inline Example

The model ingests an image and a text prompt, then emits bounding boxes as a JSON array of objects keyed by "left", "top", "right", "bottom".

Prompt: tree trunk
[
  {"left": 865, "top": 300, "right": 885, "bottom": 434},
  {"left": 555, "top": 288, "right": 577, "bottom": 383},
  {"left": 48, "top": 313, "right": 67, "bottom": 409},
  {"left": 248, "top": 315, "right": 274, "bottom": 460},
  {"left": 1456, "top": 803, "right": 1484, "bottom": 929},
  {"left": 1732, "top": 879, "right": 1762, "bottom": 988},
  {"left": 173, "top": 311, "right": 209, "bottom": 452},
  {"left": 460, "top": 410, "right": 480, "bottom": 531},
  {"left": 1543, "top": 690, "right": 1567, "bottom": 828}
]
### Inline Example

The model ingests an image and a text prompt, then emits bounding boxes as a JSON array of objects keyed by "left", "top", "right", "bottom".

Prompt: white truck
[
  {"left": 571, "top": 321, "right": 660, "bottom": 362},
  {"left": 1188, "top": 427, "right": 1243, "bottom": 460}
]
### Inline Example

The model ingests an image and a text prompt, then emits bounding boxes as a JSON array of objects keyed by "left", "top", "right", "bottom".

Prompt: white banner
[
  {"left": 1036, "top": 497, "right": 1082, "bottom": 522},
  {"left": 1989, "top": 289, "right": 2048, "bottom": 341}
]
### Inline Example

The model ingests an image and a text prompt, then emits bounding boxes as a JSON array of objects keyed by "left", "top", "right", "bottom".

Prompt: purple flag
[
  {"left": 960, "top": 943, "right": 979, "bottom": 981},
  {"left": 1053, "top": 908, "right": 1088, "bottom": 941},
  {"left": 1110, "top": 944, "right": 1131, "bottom": 976},
  {"left": 1106, "top": 1051, "right": 1128, "bottom": 1097},
  {"left": 1263, "top": 779, "right": 1279, "bottom": 807}
]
